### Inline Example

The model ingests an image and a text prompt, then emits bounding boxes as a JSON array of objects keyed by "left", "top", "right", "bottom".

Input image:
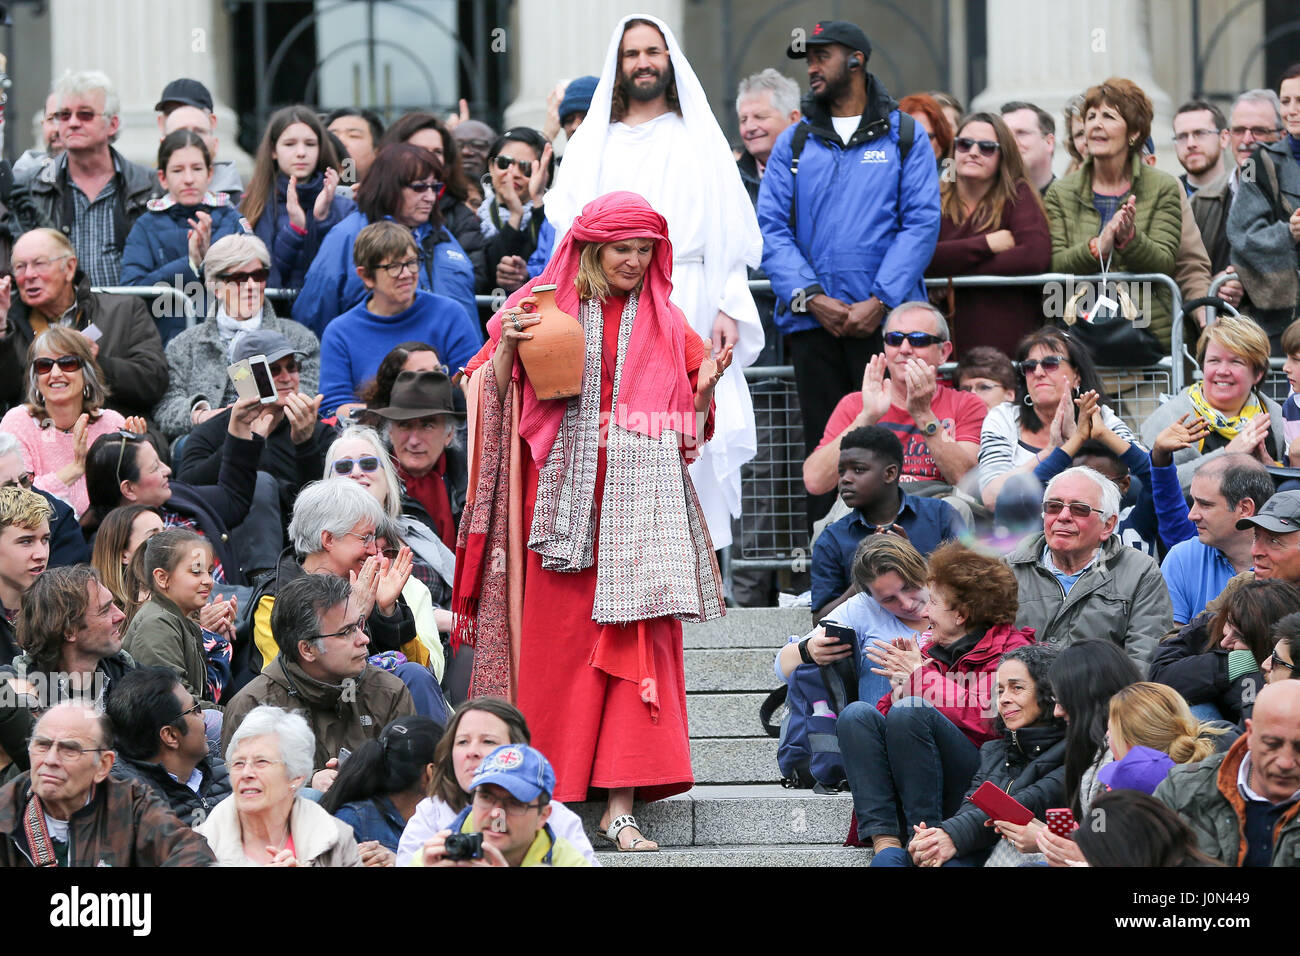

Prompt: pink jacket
[{"left": 0, "top": 405, "right": 126, "bottom": 516}]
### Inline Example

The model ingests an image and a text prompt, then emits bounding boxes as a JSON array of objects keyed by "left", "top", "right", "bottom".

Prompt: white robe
[{"left": 576, "top": 113, "right": 760, "bottom": 548}]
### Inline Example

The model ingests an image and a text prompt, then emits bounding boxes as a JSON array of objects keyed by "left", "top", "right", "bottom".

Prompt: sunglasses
[
  {"left": 332, "top": 456, "right": 381, "bottom": 476},
  {"left": 268, "top": 358, "right": 299, "bottom": 376},
  {"left": 405, "top": 180, "right": 446, "bottom": 199},
  {"left": 883, "top": 331, "right": 944, "bottom": 348},
  {"left": 217, "top": 268, "right": 270, "bottom": 284},
  {"left": 33, "top": 354, "right": 84, "bottom": 375},
  {"left": 53, "top": 108, "right": 105, "bottom": 124},
  {"left": 111, "top": 431, "right": 142, "bottom": 486},
  {"left": 955, "top": 137, "right": 1000, "bottom": 156},
  {"left": 1042, "top": 498, "right": 1104, "bottom": 519},
  {"left": 1018, "top": 355, "right": 1068, "bottom": 374},
  {"left": 493, "top": 155, "right": 534, "bottom": 176}
]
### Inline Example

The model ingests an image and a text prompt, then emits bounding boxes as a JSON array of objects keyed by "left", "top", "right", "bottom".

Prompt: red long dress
[{"left": 514, "top": 294, "right": 710, "bottom": 803}]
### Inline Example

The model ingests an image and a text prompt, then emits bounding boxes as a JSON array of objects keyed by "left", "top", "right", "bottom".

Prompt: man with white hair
[
  {"left": 1007, "top": 465, "right": 1172, "bottom": 671},
  {"left": 544, "top": 13, "right": 764, "bottom": 550},
  {"left": 736, "top": 69, "right": 802, "bottom": 204},
  {"left": 0, "top": 433, "right": 88, "bottom": 568},
  {"left": 10, "top": 70, "right": 154, "bottom": 286}
]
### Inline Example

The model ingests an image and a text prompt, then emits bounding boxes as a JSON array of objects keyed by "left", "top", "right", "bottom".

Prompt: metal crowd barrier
[{"left": 92, "top": 286, "right": 198, "bottom": 329}]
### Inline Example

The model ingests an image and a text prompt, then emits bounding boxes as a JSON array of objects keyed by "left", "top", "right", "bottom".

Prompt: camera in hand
[{"left": 443, "top": 832, "right": 484, "bottom": 861}]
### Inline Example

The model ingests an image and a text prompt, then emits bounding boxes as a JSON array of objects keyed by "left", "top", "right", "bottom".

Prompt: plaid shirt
[{"left": 69, "top": 175, "right": 121, "bottom": 286}]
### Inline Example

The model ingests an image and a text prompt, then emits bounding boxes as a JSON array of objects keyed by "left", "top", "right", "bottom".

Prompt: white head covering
[{"left": 546, "top": 13, "right": 763, "bottom": 307}]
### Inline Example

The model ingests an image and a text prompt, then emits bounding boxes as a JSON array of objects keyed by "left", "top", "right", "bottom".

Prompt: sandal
[{"left": 600, "top": 813, "right": 659, "bottom": 852}]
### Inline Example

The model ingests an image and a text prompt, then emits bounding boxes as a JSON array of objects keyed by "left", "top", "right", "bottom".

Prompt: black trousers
[{"left": 788, "top": 325, "right": 882, "bottom": 529}]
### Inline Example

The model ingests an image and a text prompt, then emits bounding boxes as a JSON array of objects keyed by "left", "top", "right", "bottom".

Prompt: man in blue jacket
[{"left": 757, "top": 20, "right": 940, "bottom": 525}]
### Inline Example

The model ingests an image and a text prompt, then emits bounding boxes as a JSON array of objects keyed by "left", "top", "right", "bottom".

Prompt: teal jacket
[{"left": 1044, "top": 154, "right": 1184, "bottom": 349}]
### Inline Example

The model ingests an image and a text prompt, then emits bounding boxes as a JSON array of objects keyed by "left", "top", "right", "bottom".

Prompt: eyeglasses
[
  {"left": 29, "top": 736, "right": 107, "bottom": 759},
  {"left": 959, "top": 382, "right": 1003, "bottom": 394},
  {"left": 493, "top": 155, "right": 534, "bottom": 176},
  {"left": 11, "top": 254, "right": 71, "bottom": 277},
  {"left": 268, "top": 358, "right": 299, "bottom": 376},
  {"left": 32, "top": 354, "right": 84, "bottom": 375},
  {"left": 954, "top": 137, "right": 999, "bottom": 156},
  {"left": 217, "top": 267, "right": 269, "bottom": 284},
  {"left": 1018, "top": 355, "right": 1068, "bottom": 374},
  {"left": 1042, "top": 498, "right": 1104, "bottom": 520},
  {"left": 1, "top": 471, "right": 34, "bottom": 490},
  {"left": 404, "top": 180, "right": 446, "bottom": 199},
  {"left": 374, "top": 256, "right": 424, "bottom": 277},
  {"left": 471, "top": 789, "right": 544, "bottom": 816},
  {"left": 1228, "top": 125, "right": 1282, "bottom": 139},
  {"left": 343, "top": 530, "right": 377, "bottom": 547},
  {"left": 315, "top": 617, "right": 368, "bottom": 641},
  {"left": 169, "top": 701, "right": 203, "bottom": 723},
  {"left": 331, "top": 456, "right": 381, "bottom": 476},
  {"left": 1269, "top": 650, "right": 1296, "bottom": 675},
  {"left": 229, "top": 757, "right": 284, "bottom": 773},
  {"left": 53, "top": 108, "right": 107, "bottom": 124},
  {"left": 883, "top": 331, "right": 944, "bottom": 348},
  {"left": 1172, "top": 129, "right": 1218, "bottom": 144}
]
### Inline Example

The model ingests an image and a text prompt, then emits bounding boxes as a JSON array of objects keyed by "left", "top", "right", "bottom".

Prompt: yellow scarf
[{"left": 1186, "top": 381, "right": 1265, "bottom": 451}]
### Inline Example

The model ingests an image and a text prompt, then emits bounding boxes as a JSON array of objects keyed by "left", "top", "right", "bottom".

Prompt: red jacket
[{"left": 877, "top": 622, "right": 1036, "bottom": 748}]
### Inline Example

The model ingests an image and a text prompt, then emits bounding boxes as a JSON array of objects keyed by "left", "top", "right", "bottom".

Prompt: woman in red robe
[{"left": 453, "top": 192, "right": 729, "bottom": 852}]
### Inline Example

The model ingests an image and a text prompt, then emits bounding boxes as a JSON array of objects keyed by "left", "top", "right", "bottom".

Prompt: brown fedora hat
[{"left": 370, "top": 370, "right": 465, "bottom": 421}]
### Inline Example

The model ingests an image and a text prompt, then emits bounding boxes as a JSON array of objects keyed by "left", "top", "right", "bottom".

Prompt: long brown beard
[{"left": 610, "top": 72, "right": 681, "bottom": 122}]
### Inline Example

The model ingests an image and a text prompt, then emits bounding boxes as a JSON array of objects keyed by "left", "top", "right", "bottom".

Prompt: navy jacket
[
  {"left": 250, "top": 172, "right": 355, "bottom": 289},
  {"left": 110, "top": 753, "right": 231, "bottom": 828},
  {"left": 291, "top": 211, "right": 478, "bottom": 337},
  {"left": 34, "top": 485, "right": 90, "bottom": 568},
  {"left": 757, "top": 79, "right": 941, "bottom": 335},
  {"left": 120, "top": 193, "right": 250, "bottom": 290},
  {"left": 162, "top": 433, "right": 263, "bottom": 586}
]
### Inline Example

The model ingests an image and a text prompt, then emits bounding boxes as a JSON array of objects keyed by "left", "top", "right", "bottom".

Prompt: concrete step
[
  {"left": 596, "top": 844, "right": 872, "bottom": 867},
  {"left": 686, "top": 692, "right": 772, "bottom": 738},
  {"left": 682, "top": 606, "right": 810, "bottom": 649},
  {"left": 691, "top": 736, "right": 779, "bottom": 784},
  {"left": 685, "top": 648, "right": 783, "bottom": 693},
  {"left": 571, "top": 784, "right": 853, "bottom": 847}
]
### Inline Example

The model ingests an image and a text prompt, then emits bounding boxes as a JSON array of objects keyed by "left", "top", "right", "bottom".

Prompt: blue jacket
[
  {"left": 1150, "top": 458, "right": 1197, "bottom": 550},
  {"left": 527, "top": 218, "right": 555, "bottom": 279},
  {"left": 250, "top": 172, "right": 355, "bottom": 288},
  {"left": 292, "top": 211, "right": 478, "bottom": 338},
  {"left": 756, "top": 80, "right": 941, "bottom": 336}
]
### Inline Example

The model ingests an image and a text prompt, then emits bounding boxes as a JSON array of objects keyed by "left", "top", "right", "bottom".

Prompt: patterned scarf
[
  {"left": 1186, "top": 381, "right": 1266, "bottom": 451},
  {"left": 22, "top": 787, "right": 87, "bottom": 867}
]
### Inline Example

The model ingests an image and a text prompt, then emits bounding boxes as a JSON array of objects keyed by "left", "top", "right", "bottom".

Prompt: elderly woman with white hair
[
  {"left": 151, "top": 233, "right": 320, "bottom": 441},
  {"left": 196, "top": 705, "right": 362, "bottom": 866},
  {"left": 1006, "top": 465, "right": 1172, "bottom": 672}
]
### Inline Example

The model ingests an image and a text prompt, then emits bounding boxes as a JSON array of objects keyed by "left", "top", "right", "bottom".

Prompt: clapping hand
[
  {"left": 1151, "top": 413, "right": 1211, "bottom": 466},
  {"left": 199, "top": 594, "right": 238, "bottom": 642},
  {"left": 187, "top": 210, "right": 213, "bottom": 265},
  {"left": 375, "top": 546, "right": 413, "bottom": 616},
  {"left": 1225, "top": 411, "right": 1274, "bottom": 464},
  {"left": 903, "top": 358, "right": 938, "bottom": 422},
  {"left": 866, "top": 635, "right": 925, "bottom": 683},
  {"left": 285, "top": 177, "right": 306, "bottom": 231},
  {"left": 349, "top": 556, "right": 381, "bottom": 620},
  {"left": 284, "top": 392, "right": 323, "bottom": 445},
  {"left": 527, "top": 143, "right": 552, "bottom": 205},
  {"left": 696, "top": 338, "right": 733, "bottom": 408},
  {"left": 858, "top": 353, "right": 892, "bottom": 424},
  {"left": 314, "top": 167, "right": 340, "bottom": 222}
]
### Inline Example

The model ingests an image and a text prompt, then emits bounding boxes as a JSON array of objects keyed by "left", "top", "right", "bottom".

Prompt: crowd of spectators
[{"left": 0, "top": 15, "right": 1297, "bottom": 869}]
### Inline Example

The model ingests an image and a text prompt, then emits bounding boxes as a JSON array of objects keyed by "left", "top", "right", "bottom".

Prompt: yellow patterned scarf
[{"left": 1186, "top": 381, "right": 1265, "bottom": 451}]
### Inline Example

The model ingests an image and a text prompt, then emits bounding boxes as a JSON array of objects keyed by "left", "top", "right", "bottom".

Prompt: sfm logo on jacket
[{"left": 860, "top": 148, "right": 888, "bottom": 164}]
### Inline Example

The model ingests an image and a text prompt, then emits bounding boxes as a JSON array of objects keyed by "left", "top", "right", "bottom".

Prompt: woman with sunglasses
[
  {"left": 978, "top": 327, "right": 1138, "bottom": 512},
  {"left": 293, "top": 143, "right": 479, "bottom": 338},
  {"left": 926, "top": 112, "right": 1051, "bottom": 355},
  {"left": 153, "top": 234, "right": 320, "bottom": 442},
  {"left": 239, "top": 105, "right": 355, "bottom": 289},
  {"left": 479, "top": 128, "right": 554, "bottom": 295},
  {"left": 1265, "top": 613, "right": 1300, "bottom": 684},
  {"left": 1043, "top": 78, "right": 1183, "bottom": 353},
  {"left": 120, "top": 130, "right": 253, "bottom": 343},
  {"left": 0, "top": 327, "right": 147, "bottom": 517},
  {"left": 318, "top": 220, "right": 482, "bottom": 418}
]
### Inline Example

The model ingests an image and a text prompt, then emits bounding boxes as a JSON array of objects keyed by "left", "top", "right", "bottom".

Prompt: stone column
[
  {"left": 970, "top": 0, "right": 1175, "bottom": 175},
  {"left": 502, "top": 0, "right": 684, "bottom": 133},
  {"left": 49, "top": 0, "right": 252, "bottom": 173}
]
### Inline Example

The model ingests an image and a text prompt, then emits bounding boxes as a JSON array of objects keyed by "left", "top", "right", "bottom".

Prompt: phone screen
[{"left": 249, "top": 358, "right": 277, "bottom": 401}]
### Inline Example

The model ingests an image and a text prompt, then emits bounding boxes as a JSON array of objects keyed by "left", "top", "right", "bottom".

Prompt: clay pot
[{"left": 515, "top": 283, "right": 585, "bottom": 399}]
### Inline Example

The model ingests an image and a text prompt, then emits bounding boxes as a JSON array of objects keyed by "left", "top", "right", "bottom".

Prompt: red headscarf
[{"left": 483, "top": 190, "right": 697, "bottom": 464}]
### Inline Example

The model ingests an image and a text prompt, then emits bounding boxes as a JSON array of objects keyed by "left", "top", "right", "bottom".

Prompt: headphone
[{"left": 847, "top": 54, "right": 863, "bottom": 70}]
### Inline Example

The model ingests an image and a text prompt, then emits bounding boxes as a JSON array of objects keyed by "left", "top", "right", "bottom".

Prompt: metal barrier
[{"left": 92, "top": 286, "right": 198, "bottom": 329}]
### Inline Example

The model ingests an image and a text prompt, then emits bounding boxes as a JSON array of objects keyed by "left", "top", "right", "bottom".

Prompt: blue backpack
[{"left": 763, "top": 656, "right": 856, "bottom": 790}]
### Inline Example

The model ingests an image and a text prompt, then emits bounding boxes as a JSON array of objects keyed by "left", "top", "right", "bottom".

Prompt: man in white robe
[{"left": 545, "top": 13, "right": 763, "bottom": 551}]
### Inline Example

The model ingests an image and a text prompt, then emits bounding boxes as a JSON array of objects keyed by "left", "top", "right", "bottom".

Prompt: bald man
[
  {"left": 0, "top": 702, "right": 215, "bottom": 866},
  {"left": 1156, "top": 681, "right": 1300, "bottom": 866}
]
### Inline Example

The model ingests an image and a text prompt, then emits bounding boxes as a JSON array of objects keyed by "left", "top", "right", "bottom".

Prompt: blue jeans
[
  {"left": 837, "top": 696, "right": 981, "bottom": 840},
  {"left": 394, "top": 662, "right": 452, "bottom": 728}
]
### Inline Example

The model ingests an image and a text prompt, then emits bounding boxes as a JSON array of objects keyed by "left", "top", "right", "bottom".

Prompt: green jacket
[
  {"left": 1044, "top": 154, "right": 1184, "bottom": 348},
  {"left": 1155, "top": 734, "right": 1300, "bottom": 866},
  {"left": 121, "top": 596, "right": 213, "bottom": 708}
]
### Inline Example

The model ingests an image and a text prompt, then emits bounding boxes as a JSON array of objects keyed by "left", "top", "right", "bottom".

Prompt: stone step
[
  {"left": 682, "top": 606, "right": 810, "bottom": 649},
  {"left": 691, "top": 736, "right": 779, "bottom": 784},
  {"left": 685, "top": 648, "right": 783, "bottom": 693},
  {"left": 686, "top": 692, "right": 772, "bottom": 738},
  {"left": 596, "top": 844, "right": 872, "bottom": 867},
  {"left": 571, "top": 784, "right": 853, "bottom": 848}
]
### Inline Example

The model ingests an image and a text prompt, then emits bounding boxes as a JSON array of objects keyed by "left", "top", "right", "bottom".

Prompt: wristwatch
[{"left": 920, "top": 419, "right": 940, "bottom": 437}]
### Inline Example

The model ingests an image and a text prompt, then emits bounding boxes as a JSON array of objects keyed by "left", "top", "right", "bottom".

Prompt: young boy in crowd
[
  {"left": 953, "top": 346, "right": 1017, "bottom": 411},
  {"left": 810, "top": 426, "right": 964, "bottom": 619},
  {"left": 1283, "top": 320, "right": 1300, "bottom": 468}
]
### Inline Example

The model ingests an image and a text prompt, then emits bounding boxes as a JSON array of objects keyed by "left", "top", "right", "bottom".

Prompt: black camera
[{"left": 443, "top": 832, "right": 484, "bottom": 861}]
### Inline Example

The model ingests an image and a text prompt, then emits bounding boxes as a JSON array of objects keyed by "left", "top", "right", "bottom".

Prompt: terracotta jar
[{"left": 515, "top": 283, "right": 585, "bottom": 399}]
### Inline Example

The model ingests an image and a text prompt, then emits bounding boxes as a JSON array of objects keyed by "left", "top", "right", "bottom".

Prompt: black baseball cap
[
  {"left": 155, "top": 78, "right": 214, "bottom": 113},
  {"left": 787, "top": 20, "right": 872, "bottom": 61},
  {"left": 1236, "top": 491, "right": 1300, "bottom": 534}
]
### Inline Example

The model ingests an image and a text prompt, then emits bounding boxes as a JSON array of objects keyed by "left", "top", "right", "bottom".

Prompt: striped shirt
[
  {"left": 69, "top": 174, "right": 121, "bottom": 286},
  {"left": 978, "top": 401, "right": 1137, "bottom": 494}
]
